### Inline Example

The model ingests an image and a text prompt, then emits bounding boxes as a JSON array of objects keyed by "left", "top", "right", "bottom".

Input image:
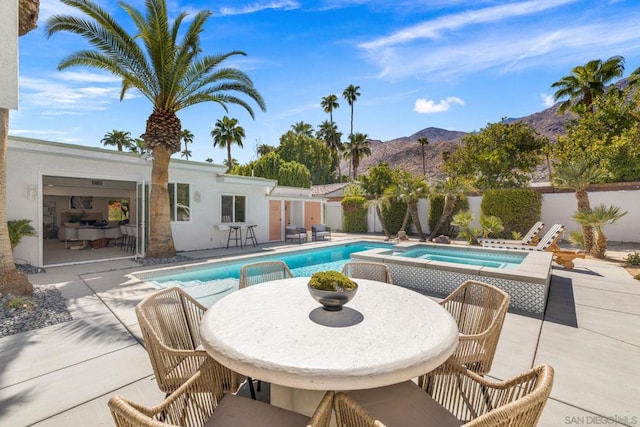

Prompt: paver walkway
[{"left": 1, "top": 241, "right": 639, "bottom": 426}]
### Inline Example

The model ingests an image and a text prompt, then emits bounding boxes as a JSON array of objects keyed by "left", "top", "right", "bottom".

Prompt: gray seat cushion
[
  {"left": 206, "top": 393, "right": 311, "bottom": 427},
  {"left": 347, "top": 380, "right": 461, "bottom": 427}
]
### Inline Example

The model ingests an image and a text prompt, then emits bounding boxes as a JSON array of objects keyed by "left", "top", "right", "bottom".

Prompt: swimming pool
[
  {"left": 395, "top": 246, "right": 525, "bottom": 269},
  {"left": 139, "top": 241, "right": 393, "bottom": 306}
]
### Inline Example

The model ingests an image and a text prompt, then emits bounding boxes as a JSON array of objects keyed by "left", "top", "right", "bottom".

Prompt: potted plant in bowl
[{"left": 308, "top": 271, "right": 358, "bottom": 311}]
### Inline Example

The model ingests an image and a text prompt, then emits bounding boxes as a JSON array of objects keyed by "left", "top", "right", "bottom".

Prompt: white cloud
[
  {"left": 414, "top": 97, "right": 465, "bottom": 114},
  {"left": 541, "top": 93, "right": 555, "bottom": 108},
  {"left": 57, "top": 71, "right": 121, "bottom": 83},
  {"left": 218, "top": 1, "right": 300, "bottom": 16},
  {"left": 359, "top": 0, "right": 578, "bottom": 50}
]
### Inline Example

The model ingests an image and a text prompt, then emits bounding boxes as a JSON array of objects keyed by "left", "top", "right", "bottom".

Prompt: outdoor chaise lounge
[
  {"left": 439, "top": 280, "right": 510, "bottom": 375},
  {"left": 332, "top": 360, "right": 554, "bottom": 427},
  {"left": 478, "top": 221, "right": 545, "bottom": 247},
  {"left": 488, "top": 223, "right": 585, "bottom": 269},
  {"left": 312, "top": 224, "right": 332, "bottom": 241},
  {"left": 108, "top": 358, "right": 335, "bottom": 427},
  {"left": 285, "top": 225, "right": 307, "bottom": 244}
]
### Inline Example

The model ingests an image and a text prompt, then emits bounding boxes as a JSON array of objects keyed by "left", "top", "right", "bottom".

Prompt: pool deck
[{"left": 1, "top": 235, "right": 639, "bottom": 426}]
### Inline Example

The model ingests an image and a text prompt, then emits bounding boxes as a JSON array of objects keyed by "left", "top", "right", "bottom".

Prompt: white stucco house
[{"left": 7, "top": 136, "right": 325, "bottom": 267}]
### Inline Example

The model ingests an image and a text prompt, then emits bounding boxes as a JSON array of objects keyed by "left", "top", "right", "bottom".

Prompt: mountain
[{"left": 345, "top": 103, "right": 571, "bottom": 182}]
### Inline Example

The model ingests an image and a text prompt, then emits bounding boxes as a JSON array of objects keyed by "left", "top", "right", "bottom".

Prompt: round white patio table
[{"left": 199, "top": 277, "right": 459, "bottom": 417}]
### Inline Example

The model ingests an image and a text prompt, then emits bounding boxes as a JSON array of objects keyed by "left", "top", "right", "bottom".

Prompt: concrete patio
[{"left": 1, "top": 239, "right": 639, "bottom": 426}]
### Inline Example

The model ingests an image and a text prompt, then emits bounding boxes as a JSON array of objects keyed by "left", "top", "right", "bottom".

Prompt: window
[
  {"left": 168, "top": 183, "right": 190, "bottom": 221},
  {"left": 221, "top": 195, "right": 246, "bottom": 223}
]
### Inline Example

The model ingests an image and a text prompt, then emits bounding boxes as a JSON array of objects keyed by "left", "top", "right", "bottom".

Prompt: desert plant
[
  {"left": 625, "top": 251, "right": 640, "bottom": 266},
  {"left": 479, "top": 215, "right": 504, "bottom": 238},
  {"left": 7, "top": 219, "right": 38, "bottom": 250},
  {"left": 511, "top": 230, "right": 523, "bottom": 240},
  {"left": 308, "top": 271, "right": 357, "bottom": 291},
  {"left": 573, "top": 204, "right": 627, "bottom": 258},
  {"left": 4, "top": 295, "right": 35, "bottom": 311},
  {"left": 451, "top": 210, "right": 482, "bottom": 245},
  {"left": 566, "top": 230, "right": 584, "bottom": 249}
]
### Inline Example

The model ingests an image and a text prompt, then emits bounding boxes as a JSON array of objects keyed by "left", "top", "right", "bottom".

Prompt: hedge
[{"left": 481, "top": 188, "right": 542, "bottom": 238}]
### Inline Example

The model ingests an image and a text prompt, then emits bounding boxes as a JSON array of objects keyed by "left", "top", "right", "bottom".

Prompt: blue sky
[{"left": 10, "top": 0, "right": 640, "bottom": 165}]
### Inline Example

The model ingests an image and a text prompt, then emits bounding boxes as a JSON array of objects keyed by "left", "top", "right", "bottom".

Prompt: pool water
[
  {"left": 394, "top": 246, "right": 525, "bottom": 269},
  {"left": 144, "top": 241, "right": 392, "bottom": 306}
]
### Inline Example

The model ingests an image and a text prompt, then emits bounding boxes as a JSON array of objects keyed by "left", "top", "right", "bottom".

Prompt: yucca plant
[
  {"left": 7, "top": 219, "right": 38, "bottom": 250},
  {"left": 573, "top": 204, "right": 627, "bottom": 258},
  {"left": 479, "top": 215, "right": 504, "bottom": 238},
  {"left": 451, "top": 210, "right": 482, "bottom": 245}
]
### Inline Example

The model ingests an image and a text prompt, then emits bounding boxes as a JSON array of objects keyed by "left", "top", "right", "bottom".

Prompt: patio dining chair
[
  {"left": 333, "top": 360, "right": 554, "bottom": 427},
  {"left": 135, "top": 287, "right": 244, "bottom": 396},
  {"left": 439, "top": 280, "right": 510, "bottom": 376},
  {"left": 239, "top": 260, "right": 294, "bottom": 289},
  {"left": 109, "top": 358, "right": 335, "bottom": 427},
  {"left": 478, "top": 221, "right": 545, "bottom": 247},
  {"left": 341, "top": 261, "right": 393, "bottom": 284}
]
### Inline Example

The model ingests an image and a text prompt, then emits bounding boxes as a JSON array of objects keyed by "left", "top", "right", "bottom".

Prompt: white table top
[{"left": 200, "top": 277, "right": 459, "bottom": 391}]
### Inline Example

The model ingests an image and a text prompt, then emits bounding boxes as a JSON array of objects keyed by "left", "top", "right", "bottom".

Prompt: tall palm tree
[
  {"left": 417, "top": 136, "right": 429, "bottom": 176},
  {"left": 551, "top": 56, "right": 625, "bottom": 114},
  {"left": 46, "top": 0, "right": 265, "bottom": 259},
  {"left": 429, "top": 176, "right": 472, "bottom": 240},
  {"left": 321, "top": 94, "right": 340, "bottom": 180},
  {"left": 0, "top": 0, "right": 40, "bottom": 296},
  {"left": 128, "top": 138, "right": 146, "bottom": 154},
  {"left": 211, "top": 116, "right": 245, "bottom": 172},
  {"left": 101, "top": 130, "right": 134, "bottom": 152},
  {"left": 291, "top": 121, "right": 314, "bottom": 137},
  {"left": 385, "top": 173, "right": 429, "bottom": 241},
  {"left": 342, "top": 84, "right": 360, "bottom": 139},
  {"left": 343, "top": 132, "right": 371, "bottom": 180},
  {"left": 256, "top": 143, "right": 274, "bottom": 157},
  {"left": 317, "top": 120, "right": 343, "bottom": 179},
  {"left": 180, "top": 129, "right": 194, "bottom": 160},
  {"left": 552, "top": 158, "right": 605, "bottom": 255},
  {"left": 573, "top": 204, "right": 627, "bottom": 259}
]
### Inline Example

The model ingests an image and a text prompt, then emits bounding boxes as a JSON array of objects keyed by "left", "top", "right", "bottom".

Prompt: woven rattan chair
[
  {"left": 439, "top": 280, "right": 510, "bottom": 376},
  {"left": 333, "top": 360, "right": 553, "bottom": 427},
  {"left": 239, "top": 260, "right": 294, "bottom": 289},
  {"left": 136, "top": 287, "right": 243, "bottom": 396},
  {"left": 109, "top": 358, "right": 335, "bottom": 427},
  {"left": 341, "top": 262, "right": 392, "bottom": 284}
]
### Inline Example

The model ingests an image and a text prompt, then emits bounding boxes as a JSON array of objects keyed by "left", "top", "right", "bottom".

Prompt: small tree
[
  {"left": 8, "top": 220, "right": 38, "bottom": 250},
  {"left": 451, "top": 211, "right": 482, "bottom": 245},
  {"left": 385, "top": 172, "right": 429, "bottom": 241},
  {"left": 573, "top": 205, "right": 627, "bottom": 259}
]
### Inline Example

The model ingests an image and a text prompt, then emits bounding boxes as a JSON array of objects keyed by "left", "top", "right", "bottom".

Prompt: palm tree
[
  {"left": 342, "top": 84, "right": 360, "bottom": 139},
  {"left": 343, "top": 133, "right": 371, "bottom": 180},
  {"left": 317, "top": 120, "right": 343, "bottom": 179},
  {"left": 46, "top": 0, "right": 265, "bottom": 259},
  {"left": 180, "top": 129, "right": 194, "bottom": 160},
  {"left": 101, "top": 130, "right": 134, "bottom": 152},
  {"left": 321, "top": 94, "right": 340, "bottom": 180},
  {"left": 417, "top": 137, "right": 429, "bottom": 176},
  {"left": 0, "top": 0, "right": 40, "bottom": 296},
  {"left": 365, "top": 195, "right": 391, "bottom": 240},
  {"left": 551, "top": 56, "right": 625, "bottom": 114},
  {"left": 552, "top": 158, "right": 605, "bottom": 255},
  {"left": 573, "top": 204, "right": 627, "bottom": 258},
  {"left": 429, "top": 176, "right": 473, "bottom": 240},
  {"left": 291, "top": 121, "right": 314, "bottom": 137},
  {"left": 256, "top": 144, "right": 275, "bottom": 157},
  {"left": 211, "top": 116, "right": 245, "bottom": 172},
  {"left": 128, "top": 138, "right": 146, "bottom": 154},
  {"left": 385, "top": 173, "right": 429, "bottom": 241}
]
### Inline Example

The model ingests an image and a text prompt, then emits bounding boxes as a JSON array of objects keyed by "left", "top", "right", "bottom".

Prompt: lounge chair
[
  {"left": 479, "top": 221, "right": 545, "bottom": 247},
  {"left": 487, "top": 224, "right": 585, "bottom": 269},
  {"left": 333, "top": 360, "right": 554, "bottom": 427},
  {"left": 285, "top": 225, "right": 307, "bottom": 244}
]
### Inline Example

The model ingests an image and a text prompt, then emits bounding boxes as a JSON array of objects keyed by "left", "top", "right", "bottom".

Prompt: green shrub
[
  {"left": 8, "top": 219, "right": 38, "bottom": 249},
  {"left": 428, "top": 194, "right": 469, "bottom": 237},
  {"left": 4, "top": 295, "right": 35, "bottom": 311},
  {"left": 626, "top": 251, "right": 640, "bottom": 266},
  {"left": 342, "top": 196, "right": 368, "bottom": 233},
  {"left": 451, "top": 210, "right": 482, "bottom": 245},
  {"left": 481, "top": 189, "right": 542, "bottom": 238},
  {"left": 382, "top": 200, "right": 412, "bottom": 236}
]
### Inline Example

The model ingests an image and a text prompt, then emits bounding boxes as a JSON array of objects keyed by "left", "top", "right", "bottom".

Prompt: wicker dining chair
[
  {"left": 333, "top": 360, "right": 554, "bottom": 427},
  {"left": 239, "top": 260, "right": 294, "bottom": 289},
  {"left": 135, "top": 287, "right": 243, "bottom": 396},
  {"left": 439, "top": 280, "right": 510, "bottom": 376},
  {"left": 341, "top": 262, "right": 393, "bottom": 284},
  {"left": 109, "top": 358, "right": 336, "bottom": 427}
]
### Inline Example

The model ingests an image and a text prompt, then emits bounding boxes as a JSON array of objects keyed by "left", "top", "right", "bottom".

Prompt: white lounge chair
[{"left": 479, "top": 221, "right": 545, "bottom": 247}]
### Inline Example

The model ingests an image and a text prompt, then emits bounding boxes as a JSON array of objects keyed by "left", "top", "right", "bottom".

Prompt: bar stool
[
  {"left": 226, "top": 225, "right": 242, "bottom": 249},
  {"left": 244, "top": 224, "right": 258, "bottom": 247}
]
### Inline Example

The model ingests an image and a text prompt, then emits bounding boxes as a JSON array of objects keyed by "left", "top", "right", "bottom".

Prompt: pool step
[{"left": 183, "top": 278, "right": 239, "bottom": 307}]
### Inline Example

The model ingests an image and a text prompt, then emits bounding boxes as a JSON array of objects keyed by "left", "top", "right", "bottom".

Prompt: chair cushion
[
  {"left": 347, "top": 381, "right": 461, "bottom": 427},
  {"left": 205, "top": 394, "right": 311, "bottom": 427}
]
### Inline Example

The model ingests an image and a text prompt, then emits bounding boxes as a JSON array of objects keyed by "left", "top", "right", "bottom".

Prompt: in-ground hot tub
[{"left": 352, "top": 242, "right": 553, "bottom": 316}]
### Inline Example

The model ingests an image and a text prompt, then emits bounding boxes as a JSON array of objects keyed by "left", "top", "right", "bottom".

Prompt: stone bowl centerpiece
[{"left": 308, "top": 271, "right": 358, "bottom": 311}]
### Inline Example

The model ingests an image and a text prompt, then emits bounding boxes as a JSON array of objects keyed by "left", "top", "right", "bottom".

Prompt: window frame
[
  {"left": 168, "top": 182, "right": 191, "bottom": 222},
  {"left": 221, "top": 193, "right": 247, "bottom": 223}
]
